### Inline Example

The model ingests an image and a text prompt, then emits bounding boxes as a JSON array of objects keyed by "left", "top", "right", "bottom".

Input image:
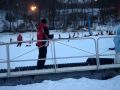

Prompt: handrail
[
  {"left": 0, "top": 36, "right": 118, "bottom": 78},
  {"left": 97, "top": 36, "right": 115, "bottom": 65},
  {"left": 0, "top": 55, "right": 96, "bottom": 63},
  {"left": 97, "top": 36, "right": 115, "bottom": 56}
]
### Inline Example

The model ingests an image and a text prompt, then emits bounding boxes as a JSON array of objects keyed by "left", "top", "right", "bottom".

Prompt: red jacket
[
  {"left": 17, "top": 34, "right": 23, "bottom": 42},
  {"left": 36, "top": 23, "right": 49, "bottom": 47}
]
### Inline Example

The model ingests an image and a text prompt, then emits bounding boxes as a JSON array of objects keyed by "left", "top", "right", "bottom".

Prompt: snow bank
[
  {"left": 0, "top": 75, "right": 120, "bottom": 90},
  {"left": 95, "top": 24, "right": 120, "bottom": 31}
]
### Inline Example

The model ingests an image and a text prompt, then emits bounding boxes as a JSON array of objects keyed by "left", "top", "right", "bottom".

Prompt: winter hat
[{"left": 41, "top": 18, "right": 47, "bottom": 24}]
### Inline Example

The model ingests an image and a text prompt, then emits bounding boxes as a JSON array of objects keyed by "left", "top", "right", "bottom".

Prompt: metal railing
[
  {"left": 0, "top": 36, "right": 119, "bottom": 78},
  {"left": 96, "top": 36, "right": 115, "bottom": 69}
]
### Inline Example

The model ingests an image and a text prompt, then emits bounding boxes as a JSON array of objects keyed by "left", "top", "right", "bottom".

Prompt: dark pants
[
  {"left": 17, "top": 42, "right": 22, "bottom": 47},
  {"left": 37, "top": 46, "right": 47, "bottom": 69}
]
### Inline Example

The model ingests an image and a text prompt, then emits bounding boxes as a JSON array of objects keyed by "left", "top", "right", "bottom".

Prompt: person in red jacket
[
  {"left": 36, "top": 18, "right": 54, "bottom": 69},
  {"left": 17, "top": 33, "right": 23, "bottom": 47}
]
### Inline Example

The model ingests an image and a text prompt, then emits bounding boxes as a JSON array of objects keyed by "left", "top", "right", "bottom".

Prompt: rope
[
  {"left": 12, "top": 47, "right": 38, "bottom": 60},
  {"left": 99, "top": 49, "right": 109, "bottom": 55},
  {"left": 0, "top": 59, "right": 5, "bottom": 61},
  {"left": 99, "top": 48, "right": 115, "bottom": 55},
  {"left": 56, "top": 41, "right": 95, "bottom": 55},
  {"left": 12, "top": 44, "right": 48, "bottom": 60}
]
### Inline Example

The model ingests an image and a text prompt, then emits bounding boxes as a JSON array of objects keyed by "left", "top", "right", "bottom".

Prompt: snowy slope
[{"left": 0, "top": 75, "right": 120, "bottom": 90}]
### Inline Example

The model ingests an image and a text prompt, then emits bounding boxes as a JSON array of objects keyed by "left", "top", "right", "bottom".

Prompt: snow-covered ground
[
  {"left": 0, "top": 26, "right": 119, "bottom": 89},
  {"left": 0, "top": 30, "right": 115, "bottom": 69},
  {"left": 0, "top": 3, "right": 119, "bottom": 89},
  {"left": 0, "top": 1, "right": 119, "bottom": 88},
  {"left": 0, "top": 75, "right": 120, "bottom": 90},
  {"left": 0, "top": 31, "right": 115, "bottom": 68}
]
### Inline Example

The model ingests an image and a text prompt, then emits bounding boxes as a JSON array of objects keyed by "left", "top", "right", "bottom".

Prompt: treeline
[{"left": 0, "top": 0, "right": 119, "bottom": 32}]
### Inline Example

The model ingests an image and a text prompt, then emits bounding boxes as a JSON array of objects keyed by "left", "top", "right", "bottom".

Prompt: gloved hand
[{"left": 49, "top": 34, "right": 54, "bottom": 39}]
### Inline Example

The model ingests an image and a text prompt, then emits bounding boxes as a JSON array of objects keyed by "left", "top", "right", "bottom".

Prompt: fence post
[
  {"left": 96, "top": 38, "right": 100, "bottom": 70},
  {"left": 52, "top": 40, "right": 57, "bottom": 73},
  {"left": 6, "top": 44, "right": 11, "bottom": 77}
]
